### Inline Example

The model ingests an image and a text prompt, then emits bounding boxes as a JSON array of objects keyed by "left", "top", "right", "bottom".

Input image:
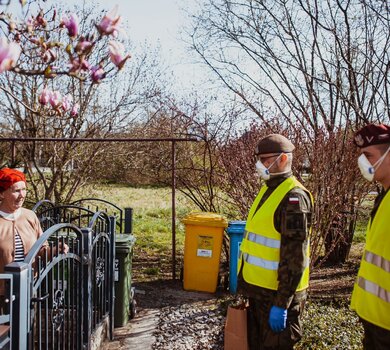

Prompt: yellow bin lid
[{"left": 182, "top": 212, "right": 228, "bottom": 228}]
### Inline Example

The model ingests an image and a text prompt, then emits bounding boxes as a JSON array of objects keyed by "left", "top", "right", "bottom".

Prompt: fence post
[
  {"left": 5, "top": 262, "right": 30, "bottom": 350},
  {"left": 108, "top": 216, "right": 116, "bottom": 340},
  {"left": 124, "top": 208, "right": 133, "bottom": 234},
  {"left": 82, "top": 228, "right": 92, "bottom": 350}
]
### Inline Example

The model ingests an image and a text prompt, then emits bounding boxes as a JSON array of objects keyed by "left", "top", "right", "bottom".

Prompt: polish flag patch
[{"left": 288, "top": 197, "right": 300, "bottom": 204}]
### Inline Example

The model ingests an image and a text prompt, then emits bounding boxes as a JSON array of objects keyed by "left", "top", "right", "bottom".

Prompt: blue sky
[
  {"left": 96, "top": 0, "right": 206, "bottom": 90},
  {"left": 122, "top": 1, "right": 200, "bottom": 79},
  {"left": 8, "top": 0, "right": 206, "bottom": 90},
  {"left": 123, "top": 1, "right": 185, "bottom": 46}
]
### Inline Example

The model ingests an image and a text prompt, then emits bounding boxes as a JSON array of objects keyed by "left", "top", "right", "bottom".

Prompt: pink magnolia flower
[
  {"left": 26, "top": 17, "right": 34, "bottom": 33},
  {"left": 96, "top": 6, "right": 122, "bottom": 37},
  {"left": 14, "top": 33, "right": 21, "bottom": 42},
  {"left": 39, "top": 87, "right": 51, "bottom": 105},
  {"left": 71, "top": 103, "right": 79, "bottom": 117},
  {"left": 36, "top": 13, "right": 47, "bottom": 28},
  {"left": 30, "top": 37, "right": 40, "bottom": 45},
  {"left": 75, "top": 38, "right": 93, "bottom": 55},
  {"left": 90, "top": 66, "right": 105, "bottom": 83},
  {"left": 61, "top": 13, "right": 79, "bottom": 38},
  {"left": 62, "top": 94, "right": 73, "bottom": 111},
  {"left": 0, "top": 37, "right": 21, "bottom": 73},
  {"left": 49, "top": 90, "right": 62, "bottom": 108},
  {"left": 109, "top": 41, "right": 131, "bottom": 70},
  {"left": 69, "top": 57, "right": 90, "bottom": 73}
]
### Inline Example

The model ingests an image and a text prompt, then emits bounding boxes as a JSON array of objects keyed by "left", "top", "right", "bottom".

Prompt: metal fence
[
  {"left": 0, "top": 205, "right": 116, "bottom": 350},
  {"left": 0, "top": 274, "right": 13, "bottom": 349},
  {"left": 34, "top": 198, "right": 133, "bottom": 234}
]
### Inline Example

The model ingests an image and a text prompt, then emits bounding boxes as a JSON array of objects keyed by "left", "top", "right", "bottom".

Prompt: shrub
[{"left": 297, "top": 299, "right": 363, "bottom": 350}]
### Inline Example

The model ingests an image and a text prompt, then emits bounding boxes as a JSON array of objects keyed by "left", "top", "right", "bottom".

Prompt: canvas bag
[{"left": 224, "top": 303, "right": 249, "bottom": 350}]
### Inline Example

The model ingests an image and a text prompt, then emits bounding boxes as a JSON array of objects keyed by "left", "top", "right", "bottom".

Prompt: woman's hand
[{"left": 57, "top": 242, "right": 69, "bottom": 254}]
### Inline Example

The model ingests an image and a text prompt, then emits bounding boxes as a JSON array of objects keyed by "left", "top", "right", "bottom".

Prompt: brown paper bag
[{"left": 224, "top": 304, "right": 249, "bottom": 350}]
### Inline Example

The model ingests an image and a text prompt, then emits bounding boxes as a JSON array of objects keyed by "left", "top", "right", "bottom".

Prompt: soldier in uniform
[
  {"left": 351, "top": 123, "right": 390, "bottom": 349},
  {"left": 237, "top": 134, "right": 313, "bottom": 350}
]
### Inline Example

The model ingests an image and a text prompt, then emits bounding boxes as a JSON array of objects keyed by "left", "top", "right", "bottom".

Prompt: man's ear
[{"left": 279, "top": 153, "right": 288, "bottom": 165}]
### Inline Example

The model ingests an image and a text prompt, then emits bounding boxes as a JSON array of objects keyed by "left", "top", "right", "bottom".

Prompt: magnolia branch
[{"left": 0, "top": 85, "right": 38, "bottom": 113}]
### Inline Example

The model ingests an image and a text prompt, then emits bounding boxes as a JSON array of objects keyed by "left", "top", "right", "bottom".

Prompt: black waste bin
[{"left": 114, "top": 233, "right": 136, "bottom": 328}]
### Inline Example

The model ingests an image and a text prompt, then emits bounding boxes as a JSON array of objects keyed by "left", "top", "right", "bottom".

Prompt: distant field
[{"left": 76, "top": 184, "right": 197, "bottom": 279}]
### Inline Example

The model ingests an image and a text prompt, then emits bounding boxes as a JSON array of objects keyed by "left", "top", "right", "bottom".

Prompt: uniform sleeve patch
[{"left": 288, "top": 197, "right": 300, "bottom": 204}]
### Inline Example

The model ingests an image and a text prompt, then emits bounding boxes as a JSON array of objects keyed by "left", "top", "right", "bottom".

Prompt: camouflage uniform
[
  {"left": 360, "top": 187, "right": 390, "bottom": 350},
  {"left": 237, "top": 172, "right": 312, "bottom": 350}
]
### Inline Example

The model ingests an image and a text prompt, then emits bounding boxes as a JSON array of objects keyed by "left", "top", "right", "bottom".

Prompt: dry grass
[
  {"left": 76, "top": 184, "right": 175, "bottom": 210},
  {"left": 76, "top": 184, "right": 197, "bottom": 280}
]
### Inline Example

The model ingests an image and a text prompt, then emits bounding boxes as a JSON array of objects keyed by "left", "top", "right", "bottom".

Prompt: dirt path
[{"left": 102, "top": 280, "right": 228, "bottom": 350}]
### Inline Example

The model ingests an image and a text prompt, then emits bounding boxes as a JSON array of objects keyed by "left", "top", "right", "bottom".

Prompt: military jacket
[{"left": 237, "top": 173, "right": 313, "bottom": 308}]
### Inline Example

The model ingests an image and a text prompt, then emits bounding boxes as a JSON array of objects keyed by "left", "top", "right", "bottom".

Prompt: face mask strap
[
  {"left": 267, "top": 153, "right": 283, "bottom": 172},
  {"left": 268, "top": 153, "right": 293, "bottom": 177}
]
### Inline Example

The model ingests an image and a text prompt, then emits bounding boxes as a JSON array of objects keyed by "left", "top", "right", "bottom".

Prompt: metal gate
[{"left": 3, "top": 206, "right": 115, "bottom": 350}]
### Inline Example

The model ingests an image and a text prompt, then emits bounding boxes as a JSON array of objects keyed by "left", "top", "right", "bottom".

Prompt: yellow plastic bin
[{"left": 182, "top": 212, "right": 228, "bottom": 293}]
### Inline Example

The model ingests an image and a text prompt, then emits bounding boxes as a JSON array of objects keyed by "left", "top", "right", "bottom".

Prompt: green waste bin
[{"left": 114, "top": 234, "right": 136, "bottom": 328}]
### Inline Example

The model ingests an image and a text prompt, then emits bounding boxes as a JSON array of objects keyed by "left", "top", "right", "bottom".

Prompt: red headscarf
[{"left": 0, "top": 168, "right": 26, "bottom": 192}]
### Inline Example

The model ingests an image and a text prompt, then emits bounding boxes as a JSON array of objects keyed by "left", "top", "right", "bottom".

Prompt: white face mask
[
  {"left": 256, "top": 160, "right": 271, "bottom": 180},
  {"left": 255, "top": 154, "right": 283, "bottom": 180},
  {"left": 357, "top": 145, "right": 390, "bottom": 182}
]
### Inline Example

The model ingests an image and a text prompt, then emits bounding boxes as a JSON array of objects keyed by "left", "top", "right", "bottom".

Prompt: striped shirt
[
  {"left": 14, "top": 230, "right": 25, "bottom": 262},
  {"left": 0, "top": 209, "right": 25, "bottom": 262}
]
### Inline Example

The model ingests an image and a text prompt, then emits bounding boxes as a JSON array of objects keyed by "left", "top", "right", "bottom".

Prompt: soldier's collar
[{"left": 265, "top": 172, "right": 293, "bottom": 188}]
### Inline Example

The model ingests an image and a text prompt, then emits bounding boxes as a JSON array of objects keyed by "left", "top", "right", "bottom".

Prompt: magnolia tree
[
  {"left": 0, "top": 3, "right": 129, "bottom": 86},
  {"left": 0, "top": 1, "right": 136, "bottom": 202}
]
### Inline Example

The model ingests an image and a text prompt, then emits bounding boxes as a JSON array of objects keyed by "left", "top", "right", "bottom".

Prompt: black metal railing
[
  {"left": 29, "top": 224, "right": 84, "bottom": 350},
  {"left": 70, "top": 198, "right": 133, "bottom": 234},
  {"left": 33, "top": 197, "right": 133, "bottom": 234},
  {"left": 85, "top": 210, "right": 115, "bottom": 340},
  {"left": 3, "top": 206, "right": 116, "bottom": 350},
  {"left": 0, "top": 274, "right": 13, "bottom": 349},
  {"left": 33, "top": 204, "right": 99, "bottom": 232}
]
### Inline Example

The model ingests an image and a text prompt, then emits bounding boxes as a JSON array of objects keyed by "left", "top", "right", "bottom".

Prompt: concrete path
[{"left": 102, "top": 309, "right": 159, "bottom": 350}]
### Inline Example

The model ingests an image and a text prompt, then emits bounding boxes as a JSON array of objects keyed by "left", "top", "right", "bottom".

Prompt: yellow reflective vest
[
  {"left": 238, "top": 176, "right": 310, "bottom": 291},
  {"left": 351, "top": 190, "right": 390, "bottom": 330}
]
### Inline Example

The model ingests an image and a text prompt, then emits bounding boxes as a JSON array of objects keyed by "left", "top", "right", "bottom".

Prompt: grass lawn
[{"left": 76, "top": 184, "right": 197, "bottom": 279}]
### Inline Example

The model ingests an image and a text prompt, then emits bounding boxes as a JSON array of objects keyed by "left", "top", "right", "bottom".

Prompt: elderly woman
[{"left": 0, "top": 168, "right": 46, "bottom": 272}]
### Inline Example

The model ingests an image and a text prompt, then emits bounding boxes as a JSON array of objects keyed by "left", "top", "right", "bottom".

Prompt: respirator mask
[
  {"left": 357, "top": 145, "right": 390, "bottom": 182},
  {"left": 255, "top": 153, "right": 288, "bottom": 180}
]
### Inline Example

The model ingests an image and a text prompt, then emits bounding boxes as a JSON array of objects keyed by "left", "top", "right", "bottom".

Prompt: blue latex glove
[{"left": 268, "top": 306, "right": 287, "bottom": 333}]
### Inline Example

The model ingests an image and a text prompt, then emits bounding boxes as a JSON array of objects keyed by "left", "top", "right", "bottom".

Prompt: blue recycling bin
[{"left": 226, "top": 220, "right": 246, "bottom": 294}]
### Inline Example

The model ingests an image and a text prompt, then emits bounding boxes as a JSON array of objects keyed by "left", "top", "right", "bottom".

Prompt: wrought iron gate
[{"left": 3, "top": 207, "right": 115, "bottom": 350}]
